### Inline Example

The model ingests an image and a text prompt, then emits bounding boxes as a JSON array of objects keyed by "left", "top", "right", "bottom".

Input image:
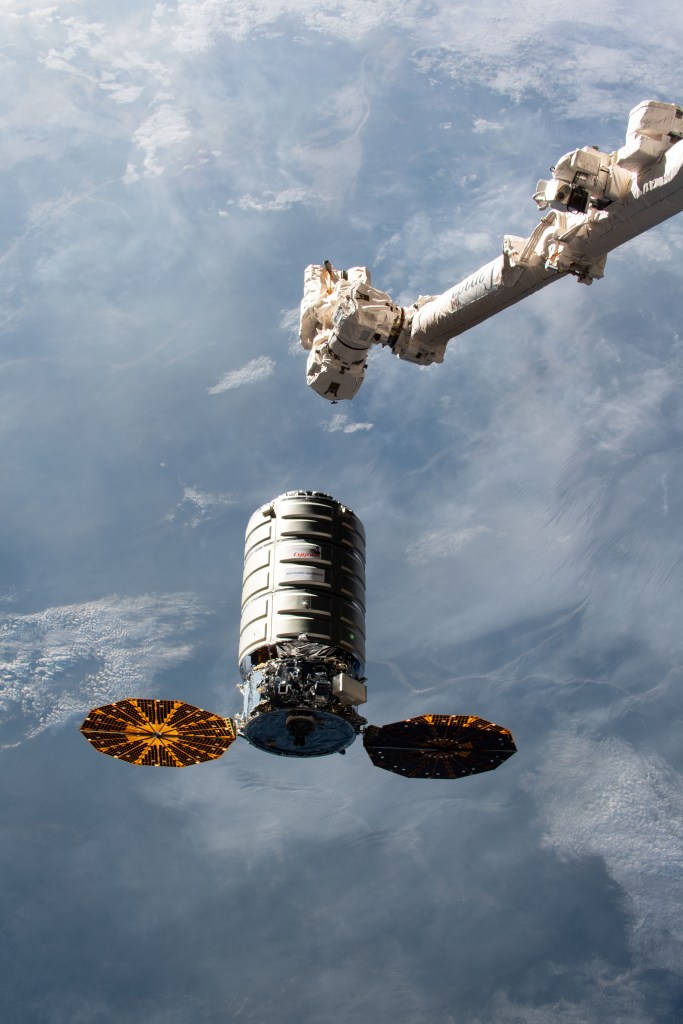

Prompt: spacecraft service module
[
  {"left": 81, "top": 492, "right": 516, "bottom": 780},
  {"left": 299, "top": 100, "right": 683, "bottom": 401}
]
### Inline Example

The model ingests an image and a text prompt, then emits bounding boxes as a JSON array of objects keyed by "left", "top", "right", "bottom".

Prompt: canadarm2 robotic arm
[{"left": 299, "top": 100, "right": 683, "bottom": 402}]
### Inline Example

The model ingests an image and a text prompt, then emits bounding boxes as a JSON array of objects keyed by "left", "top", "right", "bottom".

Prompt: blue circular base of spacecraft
[{"left": 242, "top": 707, "right": 358, "bottom": 757}]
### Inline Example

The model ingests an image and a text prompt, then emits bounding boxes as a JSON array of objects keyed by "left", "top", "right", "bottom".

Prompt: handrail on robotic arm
[{"left": 300, "top": 100, "right": 683, "bottom": 402}]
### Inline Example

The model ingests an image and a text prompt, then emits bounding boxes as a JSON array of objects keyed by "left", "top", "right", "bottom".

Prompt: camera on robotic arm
[
  {"left": 534, "top": 100, "right": 683, "bottom": 214},
  {"left": 534, "top": 146, "right": 632, "bottom": 214}
]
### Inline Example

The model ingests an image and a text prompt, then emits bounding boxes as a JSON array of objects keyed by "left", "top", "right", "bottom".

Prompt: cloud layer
[
  {"left": 0, "top": 594, "right": 204, "bottom": 746},
  {"left": 1, "top": 2, "right": 682, "bottom": 1023}
]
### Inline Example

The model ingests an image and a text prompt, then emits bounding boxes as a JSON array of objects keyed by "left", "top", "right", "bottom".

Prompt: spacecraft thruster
[
  {"left": 299, "top": 100, "right": 683, "bottom": 401},
  {"left": 80, "top": 491, "right": 516, "bottom": 780}
]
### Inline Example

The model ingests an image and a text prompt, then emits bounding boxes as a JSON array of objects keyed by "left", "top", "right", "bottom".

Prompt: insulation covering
[{"left": 410, "top": 135, "right": 683, "bottom": 351}]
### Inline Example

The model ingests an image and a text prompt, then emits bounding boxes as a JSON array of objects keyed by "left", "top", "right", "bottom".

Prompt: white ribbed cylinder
[{"left": 239, "top": 491, "right": 365, "bottom": 678}]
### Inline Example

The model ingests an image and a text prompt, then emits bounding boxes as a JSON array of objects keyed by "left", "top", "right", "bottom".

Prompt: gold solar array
[
  {"left": 80, "top": 698, "right": 236, "bottom": 767},
  {"left": 363, "top": 713, "right": 516, "bottom": 779}
]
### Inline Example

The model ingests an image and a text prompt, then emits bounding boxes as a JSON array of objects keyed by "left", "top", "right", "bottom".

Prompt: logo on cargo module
[{"left": 289, "top": 545, "right": 322, "bottom": 559}]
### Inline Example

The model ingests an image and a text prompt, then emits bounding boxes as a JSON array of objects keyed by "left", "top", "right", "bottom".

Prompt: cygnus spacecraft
[{"left": 81, "top": 491, "right": 516, "bottom": 780}]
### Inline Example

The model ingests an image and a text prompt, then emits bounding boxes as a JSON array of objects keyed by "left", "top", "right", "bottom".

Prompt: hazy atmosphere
[{"left": 1, "top": 2, "right": 682, "bottom": 1022}]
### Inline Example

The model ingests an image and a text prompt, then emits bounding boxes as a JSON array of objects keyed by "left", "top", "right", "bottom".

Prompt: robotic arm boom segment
[{"left": 300, "top": 100, "right": 683, "bottom": 402}]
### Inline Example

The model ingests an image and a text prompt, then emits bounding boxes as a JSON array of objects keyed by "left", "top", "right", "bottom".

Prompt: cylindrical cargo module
[{"left": 239, "top": 490, "right": 366, "bottom": 679}]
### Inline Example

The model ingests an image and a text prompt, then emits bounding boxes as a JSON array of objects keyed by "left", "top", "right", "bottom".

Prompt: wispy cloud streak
[{"left": 208, "top": 356, "right": 275, "bottom": 394}]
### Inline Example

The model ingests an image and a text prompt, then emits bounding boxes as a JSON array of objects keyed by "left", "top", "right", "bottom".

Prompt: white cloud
[
  {"left": 166, "top": 1, "right": 683, "bottom": 116},
  {"left": 131, "top": 100, "right": 193, "bottom": 176},
  {"left": 475, "top": 980, "right": 651, "bottom": 1024},
  {"left": 323, "top": 412, "right": 374, "bottom": 433},
  {"left": 171, "top": 0, "right": 416, "bottom": 51},
  {"left": 406, "top": 525, "right": 493, "bottom": 564},
  {"left": 533, "top": 731, "right": 683, "bottom": 972},
  {"left": 234, "top": 187, "right": 309, "bottom": 211},
  {"left": 0, "top": 594, "right": 205, "bottom": 746},
  {"left": 207, "top": 355, "right": 276, "bottom": 393},
  {"left": 473, "top": 117, "right": 503, "bottom": 133},
  {"left": 99, "top": 81, "right": 145, "bottom": 104},
  {"left": 279, "top": 306, "right": 302, "bottom": 354},
  {"left": 165, "top": 486, "right": 236, "bottom": 527}
]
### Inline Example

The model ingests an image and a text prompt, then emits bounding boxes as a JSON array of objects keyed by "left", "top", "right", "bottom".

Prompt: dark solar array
[{"left": 363, "top": 714, "right": 516, "bottom": 779}]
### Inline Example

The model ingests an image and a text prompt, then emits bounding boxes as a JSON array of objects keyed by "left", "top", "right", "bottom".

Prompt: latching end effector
[
  {"left": 300, "top": 262, "right": 407, "bottom": 402},
  {"left": 534, "top": 100, "right": 683, "bottom": 214}
]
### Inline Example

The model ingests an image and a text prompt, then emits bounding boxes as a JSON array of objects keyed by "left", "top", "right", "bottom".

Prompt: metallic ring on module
[
  {"left": 363, "top": 714, "right": 516, "bottom": 779},
  {"left": 79, "top": 698, "right": 236, "bottom": 767}
]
